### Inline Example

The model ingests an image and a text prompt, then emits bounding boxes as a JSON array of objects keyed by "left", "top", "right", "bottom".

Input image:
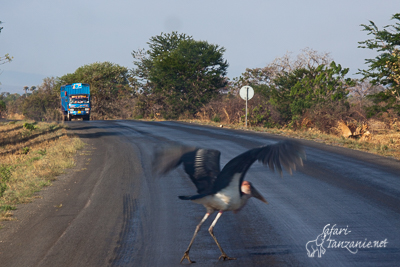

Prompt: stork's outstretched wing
[
  {"left": 212, "top": 140, "right": 305, "bottom": 194},
  {"left": 153, "top": 146, "right": 221, "bottom": 194},
  {"left": 153, "top": 146, "right": 196, "bottom": 176},
  {"left": 255, "top": 140, "right": 305, "bottom": 175}
]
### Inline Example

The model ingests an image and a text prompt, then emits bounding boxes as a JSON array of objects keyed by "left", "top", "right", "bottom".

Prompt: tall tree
[
  {"left": 131, "top": 32, "right": 228, "bottom": 118},
  {"left": 358, "top": 13, "right": 400, "bottom": 116},
  {"left": 131, "top": 32, "right": 191, "bottom": 94},
  {"left": 150, "top": 39, "right": 228, "bottom": 117}
]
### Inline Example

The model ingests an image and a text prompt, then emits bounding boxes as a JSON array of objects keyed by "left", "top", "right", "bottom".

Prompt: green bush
[
  {"left": 23, "top": 122, "right": 37, "bottom": 131},
  {"left": 22, "top": 147, "right": 30, "bottom": 154},
  {"left": 0, "top": 205, "right": 16, "bottom": 211},
  {"left": 37, "top": 149, "right": 47, "bottom": 156},
  {"left": 212, "top": 114, "right": 221, "bottom": 122}
]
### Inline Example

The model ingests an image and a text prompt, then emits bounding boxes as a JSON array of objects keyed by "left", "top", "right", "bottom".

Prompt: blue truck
[{"left": 60, "top": 83, "right": 91, "bottom": 121}]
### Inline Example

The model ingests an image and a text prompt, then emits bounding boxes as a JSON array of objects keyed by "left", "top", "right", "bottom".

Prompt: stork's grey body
[{"left": 154, "top": 140, "right": 305, "bottom": 263}]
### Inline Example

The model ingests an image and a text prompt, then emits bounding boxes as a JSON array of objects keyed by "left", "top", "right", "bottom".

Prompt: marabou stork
[{"left": 154, "top": 140, "right": 305, "bottom": 263}]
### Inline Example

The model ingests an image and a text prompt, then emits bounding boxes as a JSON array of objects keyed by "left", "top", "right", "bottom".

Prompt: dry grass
[
  {"left": 0, "top": 120, "right": 84, "bottom": 223},
  {"left": 176, "top": 119, "right": 400, "bottom": 161}
]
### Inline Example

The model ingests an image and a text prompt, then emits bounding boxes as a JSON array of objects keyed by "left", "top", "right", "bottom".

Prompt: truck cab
[{"left": 61, "top": 83, "right": 91, "bottom": 121}]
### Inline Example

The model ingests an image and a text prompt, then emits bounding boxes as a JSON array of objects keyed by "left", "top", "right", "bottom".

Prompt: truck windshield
[{"left": 70, "top": 96, "right": 89, "bottom": 104}]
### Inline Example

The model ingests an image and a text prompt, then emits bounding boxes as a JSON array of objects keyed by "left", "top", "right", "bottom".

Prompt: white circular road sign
[{"left": 240, "top": 86, "right": 254, "bottom": 100}]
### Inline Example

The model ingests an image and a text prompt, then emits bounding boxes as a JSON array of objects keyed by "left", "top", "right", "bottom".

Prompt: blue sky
[{"left": 1, "top": 0, "right": 399, "bottom": 94}]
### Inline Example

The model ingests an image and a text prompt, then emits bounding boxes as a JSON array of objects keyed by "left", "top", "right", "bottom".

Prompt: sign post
[{"left": 239, "top": 86, "right": 254, "bottom": 127}]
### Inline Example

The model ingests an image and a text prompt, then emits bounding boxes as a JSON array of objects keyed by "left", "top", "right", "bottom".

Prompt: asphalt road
[{"left": 0, "top": 120, "right": 399, "bottom": 267}]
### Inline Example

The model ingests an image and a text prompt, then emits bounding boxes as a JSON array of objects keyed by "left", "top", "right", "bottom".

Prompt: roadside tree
[
  {"left": 131, "top": 32, "right": 228, "bottom": 118},
  {"left": 358, "top": 13, "right": 400, "bottom": 117},
  {"left": 231, "top": 48, "right": 332, "bottom": 94},
  {"left": 19, "top": 77, "right": 61, "bottom": 121},
  {"left": 269, "top": 61, "right": 354, "bottom": 127}
]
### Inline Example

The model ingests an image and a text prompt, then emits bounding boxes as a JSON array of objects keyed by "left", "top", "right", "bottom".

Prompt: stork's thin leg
[
  {"left": 180, "top": 212, "right": 210, "bottom": 264},
  {"left": 208, "top": 211, "right": 236, "bottom": 261}
]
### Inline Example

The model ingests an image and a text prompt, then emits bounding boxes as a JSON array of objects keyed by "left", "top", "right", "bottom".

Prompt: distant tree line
[{"left": 1, "top": 13, "right": 399, "bottom": 134}]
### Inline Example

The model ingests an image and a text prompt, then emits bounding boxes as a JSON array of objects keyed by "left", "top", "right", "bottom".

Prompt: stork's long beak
[{"left": 251, "top": 186, "right": 268, "bottom": 204}]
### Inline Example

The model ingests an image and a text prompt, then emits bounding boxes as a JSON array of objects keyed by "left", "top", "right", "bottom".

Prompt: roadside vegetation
[
  {"left": 0, "top": 120, "right": 83, "bottom": 224},
  {"left": 0, "top": 14, "right": 398, "bottom": 165},
  {"left": 179, "top": 118, "right": 400, "bottom": 160}
]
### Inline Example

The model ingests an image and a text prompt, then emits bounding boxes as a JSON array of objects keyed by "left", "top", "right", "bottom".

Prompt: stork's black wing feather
[
  {"left": 211, "top": 140, "right": 305, "bottom": 194},
  {"left": 181, "top": 148, "right": 221, "bottom": 194},
  {"left": 153, "top": 146, "right": 221, "bottom": 194},
  {"left": 153, "top": 146, "right": 197, "bottom": 176},
  {"left": 256, "top": 140, "right": 305, "bottom": 175}
]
